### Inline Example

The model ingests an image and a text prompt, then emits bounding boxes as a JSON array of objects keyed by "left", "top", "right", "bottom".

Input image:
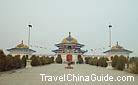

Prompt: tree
[
  {"left": 55, "top": 54, "right": 62, "bottom": 64},
  {"left": 13, "top": 55, "right": 23, "bottom": 69},
  {"left": 111, "top": 56, "right": 113, "bottom": 61},
  {"left": 88, "top": 57, "right": 98, "bottom": 66},
  {"left": 49, "top": 57, "right": 54, "bottom": 63},
  {"left": 40, "top": 56, "right": 47, "bottom": 65},
  {"left": 0, "top": 50, "right": 6, "bottom": 71},
  {"left": 129, "top": 57, "right": 138, "bottom": 74},
  {"left": 98, "top": 57, "right": 108, "bottom": 67},
  {"left": 88, "top": 57, "right": 94, "bottom": 65},
  {"left": 45, "top": 57, "right": 51, "bottom": 64},
  {"left": 77, "top": 55, "right": 84, "bottom": 64},
  {"left": 31, "top": 55, "right": 42, "bottom": 66},
  {"left": 93, "top": 57, "right": 98, "bottom": 66},
  {"left": 115, "top": 56, "right": 126, "bottom": 71},
  {"left": 112, "top": 55, "right": 118, "bottom": 67},
  {"left": 4, "top": 55, "right": 14, "bottom": 71},
  {"left": 85, "top": 57, "right": 90, "bottom": 64}
]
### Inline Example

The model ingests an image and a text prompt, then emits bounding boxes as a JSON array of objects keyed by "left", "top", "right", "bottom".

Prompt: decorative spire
[
  {"left": 21, "top": 40, "right": 23, "bottom": 44},
  {"left": 117, "top": 41, "right": 119, "bottom": 46},
  {"left": 69, "top": 32, "right": 71, "bottom": 37}
]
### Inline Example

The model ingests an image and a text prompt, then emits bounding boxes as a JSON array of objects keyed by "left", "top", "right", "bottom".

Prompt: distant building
[
  {"left": 7, "top": 40, "right": 36, "bottom": 59},
  {"left": 52, "top": 32, "right": 87, "bottom": 63},
  {"left": 103, "top": 42, "right": 132, "bottom": 57}
]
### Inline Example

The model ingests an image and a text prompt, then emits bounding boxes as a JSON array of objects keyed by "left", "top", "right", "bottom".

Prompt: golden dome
[
  {"left": 61, "top": 32, "right": 78, "bottom": 44},
  {"left": 15, "top": 40, "right": 29, "bottom": 48}
]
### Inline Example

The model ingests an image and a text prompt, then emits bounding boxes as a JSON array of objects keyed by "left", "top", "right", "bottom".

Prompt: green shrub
[
  {"left": 93, "top": 57, "right": 98, "bottom": 66},
  {"left": 112, "top": 55, "right": 118, "bottom": 67},
  {"left": 40, "top": 56, "right": 47, "bottom": 65},
  {"left": 77, "top": 55, "right": 84, "bottom": 64},
  {"left": 98, "top": 57, "right": 108, "bottom": 67},
  {"left": 4, "top": 55, "right": 14, "bottom": 71},
  {"left": 0, "top": 50, "right": 23, "bottom": 72},
  {"left": 55, "top": 54, "right": 62, "bottom": 64},
  {"left": 49, "top": 57, "right": 54, "bottom": 63},
  {"left": 45, "top": 57, "right": 51, "bottom": 64},
  {"left": 30, "top": 55, "right": 53, "bottom": 66},
  {"left": 88, "top": 57, "right": 94, "bottom": 65},
  {"left": 129, "top": 57, "right": 138, "bottom": 74},
  {"left": 31, "top": 55, "right": 42, "bottom": 66},
  {"left": 86, "top": 57, "right": 107, "bottom": 67},
  {"left": 88, "top": 57, "right": 98, "bottom": 66},
  {"left": 105, "top": 57, "right": 109, "bottom": 61},
  {"left": 13, "top": 55, "right": 23, "bottom": 69},
  {"left": 115, "top": 56, "right": 126, "bottom": 71},
  {"left": 40, "top": 56, "right": 52, "bottom": 65},
  {"left": 111, "top": 56, "right": 113, "bottom": 61},
  {"left": 0, "top": 50, "right": 6, "bottom": 71},
  {"left": 98, "top": 57, "right": 102, "bottom": 66},
  {"left": 85, "top": 57, "right": 90, "bottom": 64}
]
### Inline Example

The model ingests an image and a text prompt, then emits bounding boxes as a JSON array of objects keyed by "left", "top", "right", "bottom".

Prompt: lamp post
[
  {"left": 106, "top": 24, "right": 113, "bottom": 69},
  {"left": 28, "top": 24, "right": 32, "bottom": 48},
  {"left": 108, "top": 24, "right": 112, "bottom": 57},
  {"left": 26, "top": 24, "right": 32, "bottom": 68}
]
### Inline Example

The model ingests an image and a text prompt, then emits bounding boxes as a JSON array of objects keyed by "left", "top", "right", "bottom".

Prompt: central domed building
[{"left": 52, "top": 32, "right": 87, "bottom": 63}]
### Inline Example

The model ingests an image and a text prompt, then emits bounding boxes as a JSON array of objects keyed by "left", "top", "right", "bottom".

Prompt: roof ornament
[
  {"left": 69, "top": 32, "right": 71, "bottom": 37},
  {"left": 21, "top": 40, "right": 23, "bottom": 44},
  {"left": 117, "top": 41, "right": 119, "bottom": 46},
  {"left": 67, "top": 32, "right": 72, "bottom": 41}
]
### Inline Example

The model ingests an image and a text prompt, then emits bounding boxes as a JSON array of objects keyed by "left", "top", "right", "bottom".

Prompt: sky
[{"left": 0, "top": 0, "right": 138, "bottom": 56}]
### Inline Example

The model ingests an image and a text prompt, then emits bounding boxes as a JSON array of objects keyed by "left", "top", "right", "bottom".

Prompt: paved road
[{"left": 0, "top": 64, "right": 137, "bottom": 85}]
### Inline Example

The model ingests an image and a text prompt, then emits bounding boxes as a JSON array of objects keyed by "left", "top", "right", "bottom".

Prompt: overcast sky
[{"left": 0, "top": 0, "right": 138, "bottom": 56}]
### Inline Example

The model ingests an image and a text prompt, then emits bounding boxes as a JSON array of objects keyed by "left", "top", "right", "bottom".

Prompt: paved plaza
[{"left": 0, "top": 64, "right": 138, "bottom": 85}]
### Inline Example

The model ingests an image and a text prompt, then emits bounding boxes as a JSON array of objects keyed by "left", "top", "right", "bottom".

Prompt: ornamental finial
[
  {"left": 69, "top": 32, "right": 71, "bottom": 37},
  {"left": 117, "top": 41, "right": 119, "bottom": 46},
  {"left": 21, "top": 40, "right": 23, "bottom": 44}
]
